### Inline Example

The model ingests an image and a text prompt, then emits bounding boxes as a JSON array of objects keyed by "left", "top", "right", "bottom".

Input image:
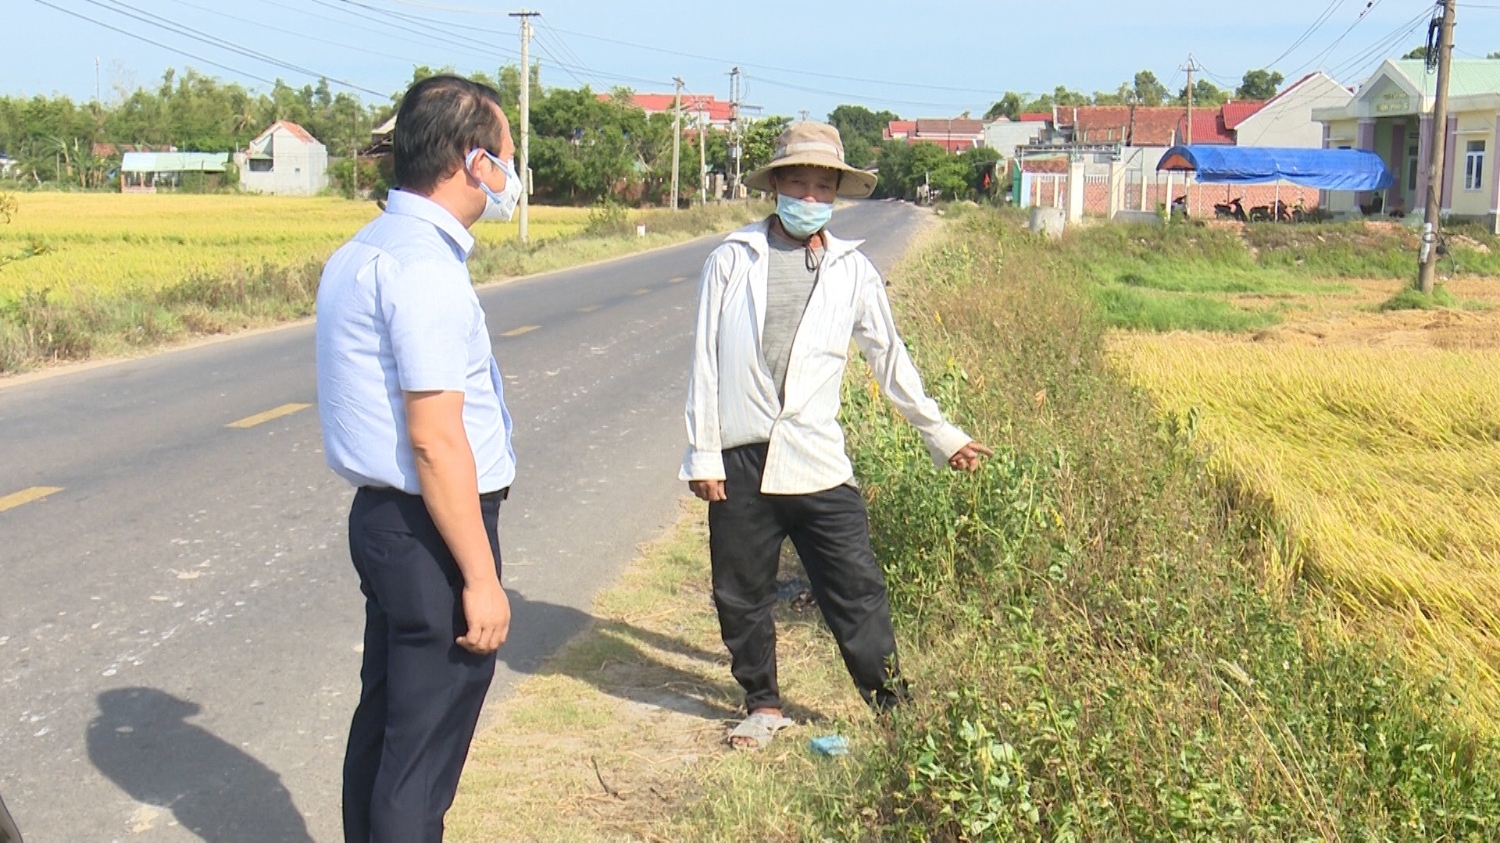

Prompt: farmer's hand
[
  {"left": 948, "top": 441, "right": 993, "bottom": 472},
  {"left": 689, "top": 480, "right": 727, "bottom": 502}
]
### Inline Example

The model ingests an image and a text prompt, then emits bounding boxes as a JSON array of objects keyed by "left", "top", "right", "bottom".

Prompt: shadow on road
[
  {"left": 499, "top": 592, "right": 826, "bottom": 724},
  {"left": 86, "top": 688, "right": 312, "bottom": 843}
]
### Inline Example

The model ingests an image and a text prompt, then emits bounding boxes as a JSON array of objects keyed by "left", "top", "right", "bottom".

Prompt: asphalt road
[{"left": 0, "top": 198, "right": 927, "bottom": 843}]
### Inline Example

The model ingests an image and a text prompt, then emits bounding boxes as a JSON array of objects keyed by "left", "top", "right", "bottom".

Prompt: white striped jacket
[{"left": 680, "top": 219, "right": 971, "bottom": 495}]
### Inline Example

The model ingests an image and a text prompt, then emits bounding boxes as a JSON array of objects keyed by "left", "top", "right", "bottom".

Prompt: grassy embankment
[
  {"left": 0, "top": 193, "right": 766, "bottom": 374},
  {"left": 1076, "top": 218, "right": 1500, "bottom": 331},
  {"left": 449, "top": 208, "right": 1500, "bottom": 841}
]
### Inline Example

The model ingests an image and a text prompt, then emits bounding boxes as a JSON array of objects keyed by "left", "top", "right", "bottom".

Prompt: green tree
[
  {"left": 1133, "top": 70, "right": 1169, "bottom": 106},
  {"left": 1402, "top": 46, "right": 1427, "bottom": 60},
  {"left": 960, "top": 145, "right": 1002, "bottom": 197},
  {"left": 984, "top": 93, "right": 1023, "bottom": 120},
  {"left": 1236, "top": 69, "right": 1284, "bottom": 100},
  {"left": 827, "top": 104, "right": 899, "bottom": 169},
  {"left": 1177, "top": 79, "right": 1227, "bottom": 107}
]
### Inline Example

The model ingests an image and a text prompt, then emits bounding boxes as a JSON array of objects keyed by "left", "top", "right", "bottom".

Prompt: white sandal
[{"left": 727, "top": 712, "right": 794, "bottom": 750}]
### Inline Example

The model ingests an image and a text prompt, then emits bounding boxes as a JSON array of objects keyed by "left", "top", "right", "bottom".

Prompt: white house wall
[
  {"left": 1235, "top": 73, "right": 1354, "bottom": 148},
  {"left": 982, "top": 121, "right": 1047, "bottom": 159},
  {"left": 238, "top": 127, "right": 329, "bottom": 196}
]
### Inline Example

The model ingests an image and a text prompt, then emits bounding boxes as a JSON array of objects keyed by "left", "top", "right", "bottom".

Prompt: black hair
[{"left": 392, "top": 75, "right": 505, "bottom": 194}]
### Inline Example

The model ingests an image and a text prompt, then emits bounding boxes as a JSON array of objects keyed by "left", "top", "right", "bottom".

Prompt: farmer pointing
[{"left": 680, "top": 121, "right": 991, "bottom": 749}]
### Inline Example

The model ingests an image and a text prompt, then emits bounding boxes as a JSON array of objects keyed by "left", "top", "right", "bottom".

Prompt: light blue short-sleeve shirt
[{"left": 315, "top": 190, "right": 516, "bottom": 495}]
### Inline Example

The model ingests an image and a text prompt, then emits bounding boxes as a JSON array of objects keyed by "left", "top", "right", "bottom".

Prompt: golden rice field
[
  {"left": 1116, "top": 334, "right": 1500, "bottom": 728},
  {"left": 0, "top": 193, "right": 592, "bottom": 300}
]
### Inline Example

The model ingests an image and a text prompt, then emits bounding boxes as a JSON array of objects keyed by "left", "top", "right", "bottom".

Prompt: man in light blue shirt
[{"left": 315, "top": 74, "right": 523, "bottom": 843}]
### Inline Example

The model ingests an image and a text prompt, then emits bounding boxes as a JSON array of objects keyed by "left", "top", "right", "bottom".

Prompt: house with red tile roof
[
  {"left": 234, "top": 120, "right": 328, "bottom": 195},
  {"left": 597, "top": 93, "right": 734, "bottom": 127},
  {"left": 884, "top": 117, "right": 984, "bottom": 152},
  {"left": 1066, "top": 104, "right": 1248, "bottom": 147}
]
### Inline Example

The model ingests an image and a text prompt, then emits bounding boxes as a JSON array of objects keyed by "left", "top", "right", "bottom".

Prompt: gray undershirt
[{"left": 761, "top": 230, "right": 823, "bottom": 400}]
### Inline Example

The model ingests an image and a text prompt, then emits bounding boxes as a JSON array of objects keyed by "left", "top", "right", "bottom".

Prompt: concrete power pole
[
  {"left": 1420, "top": 0, "right": 1458, "bottom": 294},
  {"left": 1178, "top": 54, "right": 1202, "bottom": 217},
  {"left": 698, "top": 112, "right": 708, "bottom": 205},
  {"left": 670, "top": 77, "right": 684, "bottom": 211},
  {"left": 727, "top": 68, "right": 743, "bottom": 200},
  {"left": 509, "top": 9, "right": 540, "bottom": 243}
]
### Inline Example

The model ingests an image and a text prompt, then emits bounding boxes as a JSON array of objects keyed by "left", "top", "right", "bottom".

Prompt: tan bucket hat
[{"left": 744, "top": 121, "right": 877, "bottom": 199}]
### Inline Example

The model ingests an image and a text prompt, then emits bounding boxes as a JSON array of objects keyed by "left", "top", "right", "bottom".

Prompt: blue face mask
[{"left": 776, "top": 194, "right": 833, "bottom": 239}]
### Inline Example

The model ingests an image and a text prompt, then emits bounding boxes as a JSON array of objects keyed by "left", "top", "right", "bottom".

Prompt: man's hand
[
  {"left": 456, "top": 579, "right": 511, "bottom": 655},
  {"left": 688, "top": 480, "right": 727, "bottom": 502},
  {"left": 948, "top": 441, "right": 993, "bottom": 472}
]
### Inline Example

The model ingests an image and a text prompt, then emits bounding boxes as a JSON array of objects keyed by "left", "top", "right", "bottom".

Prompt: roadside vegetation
[
  {"left": 1067, "top": 218, "right": 1500, "bottom": 332},
  {"left": 452, "top": 206, "right": 1500, "bottom": 840},
  {"left": 0, "top": 194, "right": 766, "bottom": 374}
]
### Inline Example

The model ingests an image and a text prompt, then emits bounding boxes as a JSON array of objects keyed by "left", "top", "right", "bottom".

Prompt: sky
[{"left": 7, "top": 0, "right": 1500, "bottom": 119}]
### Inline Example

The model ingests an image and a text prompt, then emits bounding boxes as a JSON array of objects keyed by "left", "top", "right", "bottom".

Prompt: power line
[
  {"left": 266, "top": 0, "right": 493, "bottom": 66},
  {"left": 1284, "top": 0, "right": 1388, "bottom": 79},
  {"left": 156, "top": 0, "right": 439, "bottom": 70},
  {"left": 69, "top": 0, "right": 387, "bottom": 96},
  {"left": 541, "top": 24, "right": 1013, "bottom": 96},
  {"left": 1326, "top": 7, "right": 1434, "bottom": 80},
  {"left": 1265, "top": 0, "right": 1350, "bottom": 68},
  {"left": 30, "top": 0, "right": 276, "bottom": 86}
]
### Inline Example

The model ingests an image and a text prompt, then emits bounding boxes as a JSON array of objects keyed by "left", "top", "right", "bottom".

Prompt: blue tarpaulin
[{"left": 1157, "top": 145, "right": 1393, "bottom": 192}]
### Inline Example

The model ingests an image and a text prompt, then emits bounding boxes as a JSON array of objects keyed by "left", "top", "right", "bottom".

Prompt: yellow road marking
[
  {"left": 0, "top": 486, "right": 64, "bottom": 513},
  {"left": 668, "top": 275, "right": 689, "bottom": 284},
  {"left": 576, "top": 305, "right": 601, "bottom": 313},
  {"left": 631, "top": 288, "right": 651, "bottom": 296},
  {"left": 500, "top": 325, "right": 540, "bottom": 337},
  {"left": 226, "top": 403, "right": 311, "bottom": 429}
]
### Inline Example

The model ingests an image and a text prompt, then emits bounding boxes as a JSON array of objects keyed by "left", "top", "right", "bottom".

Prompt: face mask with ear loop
[{"left": 466, "top": 148, "right": 523, "bottom": 221}]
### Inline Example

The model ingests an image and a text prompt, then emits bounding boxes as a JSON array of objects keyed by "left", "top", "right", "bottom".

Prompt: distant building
[
  {"left": 597, "top": 93, "right": 734, "bottom": 128},
  {"left": 982, "top": 116, "right": 1050, "bottom": 162},
  {"left": 119, "top": 152, "right": 230, "bottom": 193},
  {"left": 1315, "top": 58, "right": 1500, "bottom": 224},
  {"left": 235, "top": 121, "right": 329, "bottom": 196},
  {"left": 1232, "top": 71, "right": 1352, "bottom": 148},
  {"left": 883, "top": 117, "right": 984, "bottom": 152},
  {"left": 0, "top": 154, "right": 18, "bottom": 178}
]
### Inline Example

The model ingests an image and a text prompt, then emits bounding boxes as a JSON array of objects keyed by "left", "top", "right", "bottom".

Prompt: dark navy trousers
[
  {"left": 342, "top": 486, "right": 504, "bottom": 843},
  {"left": 708, "top": 443, "right": 907, "bottom": 713}
]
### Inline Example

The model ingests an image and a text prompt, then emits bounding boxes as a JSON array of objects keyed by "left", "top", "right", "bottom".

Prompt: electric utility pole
[
  {"left": 509, "top": 9, "right": 539, "bottom": 242},
  {"left": 727, "top": 68, "right": 743, "bottom": 199},
  {"left": 1180, "top": 54, "right": 1201, "bottom": 145},
  {"left": 670, "top": 77, "right": 684, "bottom": 211},
  {"left": 698, "top": 111, "right": 708, "bottom": 205},
  {"left": 1420, "top": 0, "right": 1457, "bottom": 294}
]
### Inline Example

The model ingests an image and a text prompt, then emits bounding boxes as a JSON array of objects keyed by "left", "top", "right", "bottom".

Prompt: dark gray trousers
[
  {"left": 708, "top": 443, "right": 906, "bottom": 712},
  {"left": 342, "top": 486, "right": 505, "bottom": 843}
]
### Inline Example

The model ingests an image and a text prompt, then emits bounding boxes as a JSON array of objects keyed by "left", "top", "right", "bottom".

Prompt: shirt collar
[{"left": 383, "top": 189, "right": 476, "bottom": 258}]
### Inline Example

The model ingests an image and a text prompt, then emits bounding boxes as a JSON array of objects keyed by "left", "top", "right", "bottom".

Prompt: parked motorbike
[{"left": 1213, "top": 198, "right": 1248, "bottom": 222}]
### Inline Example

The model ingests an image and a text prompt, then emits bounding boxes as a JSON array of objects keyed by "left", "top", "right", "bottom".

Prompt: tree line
[
  {"left": 2, "top": 63, "right": 1298, "bottom": 205},
  {"left": 983, "top": 68, "right": 1286, "bottom": 120},
  {"left": 0, "top": 64, "right": 791, "bottom": 205}
]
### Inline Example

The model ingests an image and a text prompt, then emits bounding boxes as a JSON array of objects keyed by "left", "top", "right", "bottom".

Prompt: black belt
[{"left": 361, "top": 486, "right": 509, "bottom": 502}]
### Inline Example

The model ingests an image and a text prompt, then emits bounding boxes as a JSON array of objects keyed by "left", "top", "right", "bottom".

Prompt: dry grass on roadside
[{"left": 446, "top": 499, "right": 876, "bottom": 843}]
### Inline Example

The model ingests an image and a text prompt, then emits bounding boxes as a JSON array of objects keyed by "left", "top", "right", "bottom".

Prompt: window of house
[
  {"left": 248, "top": 158, "right": 273, "bottom": 173},
  {"left": 1407, "top": 142, "right": 1420, "bottom": 192},
  {"left": 1465, "top": 140, "right": 1485, "bottom": 191}
]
